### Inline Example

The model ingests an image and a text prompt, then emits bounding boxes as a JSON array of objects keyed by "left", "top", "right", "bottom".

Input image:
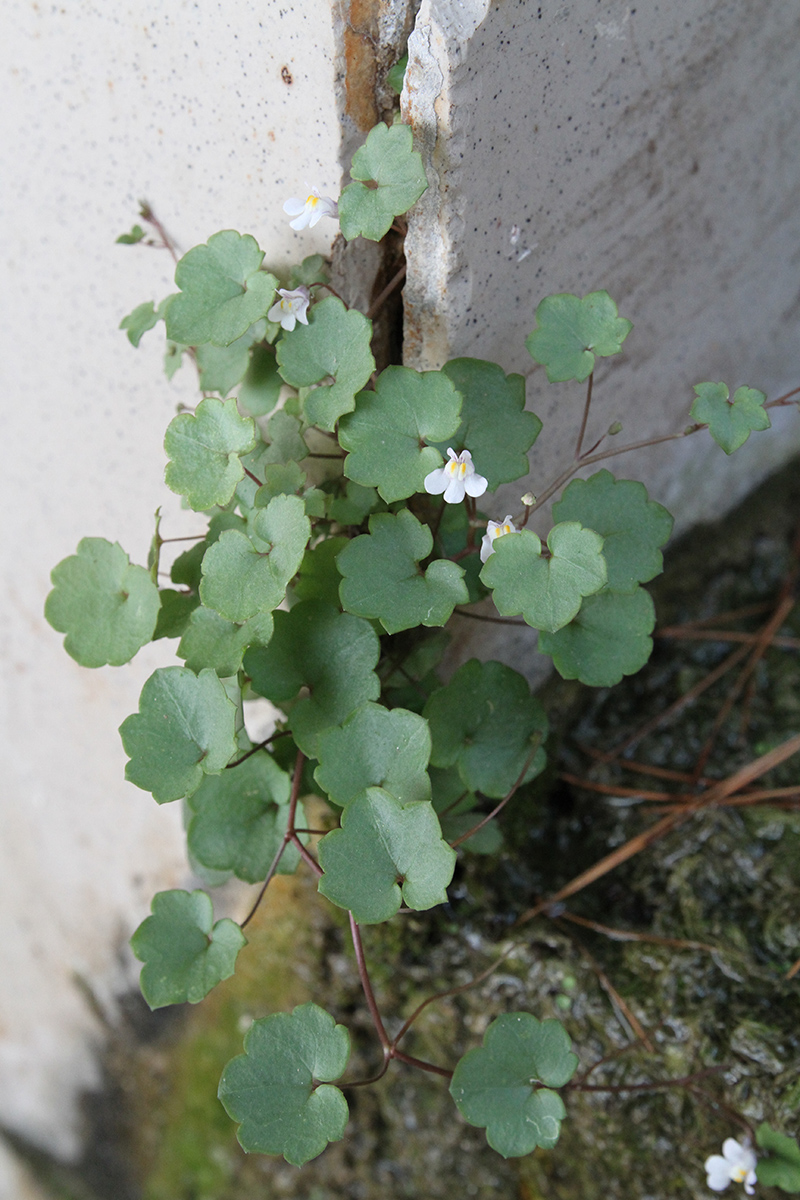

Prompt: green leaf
[
  {"left": 327, "top": 480, "right": 380, "bottom": 526},
  {"left": 315, "top": 702, "right": 431, "bottom": 807},
  {"left": 164, "top": 397, "right": 256, "bottom": 511},
  {"left": 130, "top": 889, "right": 246, "bottom": 1009},
  {"left": 525, "top": 291, "right": 632, "bottom": 383},
  {"left": 756, "top": 1123, "right": 800, "bottom": 1192},
  {"left": 338, "top": 366, "right": 462, "bottom": 502},
  {"left": 481, "top": 524, "right": 606, "bottom": 633},
  {"left": 337, "top": 509, "right": 468, "bottom": 634},
  {"left": 276, "top": 297, "right": 375, "bottom": 430},
  {"left": 178, "top": 606, "right": 273, "bottom": 676},
  {"left": 288, "top": 254, "right": 330, "bottom": 289},
  {"left": 199, "top": 495, "right": 310, "bottom": 621},
  {"left": 116, "top": 223, "right": 146, "bottom": 244},
  {"left": 450, "top": 1013, "right": 578, "bottom": 1157},
  {"left": 119, "top": 666, "right": 238, "bottom": 803},
  {"left": 261, "top": 409, "right": 308, "bottom": 465},
  {"left": 187, "top": 753, "right": 304, "bottom": 882},
  {"left": 195, "top": 320, "right": 265, "bottom": 396},
  {"left": 120, "top": 301, "right": 160, "bottom": 347},
  {"left": 166, "top": 230, "right": 278, "bottom": 347},
  {"left": 339, "top": 121, "right": 427, "bottom": 242},
  {"left": 244, "top": 600, "right": 380, "bottom": 757},
  {"left": 539, "top": 587, "right": 655, "bottom": 686},
  {"left": 218, "top": 1002, "right": 350, "bottom": 1165},
  {"left": 294, "top": 536, "right": 348, "bottom": 607},
  {"left": 237, "top": 344, "right": 282, "bottom": 416},
  {"left": 254, "top": 461, "right": 305, "bottom": 504},
  {"left": 386, "top": 53, "right": 408, "bottom": 95},
  {"left": 152, "top": 588, "right": 200, "bottom": 640},
  {"left": 424, "top": 660, "right": 547, "bottom": 798},
  {"left": 45, "top": 538, "right": 160, "bottom": 667},
  {"left": 431, "top": 770, "right": 503, "bottom": 855},
  {"left": 552, "top": 470, "right": 673, "bottom": 592},
  {"left": 690, "top": 381, "right": 770, "bottom": 454},
  {"left": 318, "top": 788, "right": 455, "bottom": 922},
  {"left": 164, "top": 340, "right": 187, "bottom": 380},
  {"left": 436, "top": 359, "right": 542, "bottom": 489}
]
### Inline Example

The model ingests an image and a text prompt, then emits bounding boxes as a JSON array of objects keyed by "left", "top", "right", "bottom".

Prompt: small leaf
[
  {"left": 238, "top": 344, "right": 283, "bottom": 416},
  {"left": 424, "top": 660, "right": 547, "bottom": 798},
  {"left": 328, "top": 480, "right": 379, "bottom": 526},
  {"left": 338, "top": 365, "right": 462, "bottom": 502},
  {"left": 552, "top": 470, "right": 673, "bottom": 592},
  {"left": 481, "top": 524, "right": 607, "bottom": 632},
  {"left": 690, "top": 381, "right": 770, "bottom": 454},
  {"left": 152, "top": 588, "right": 200, "bottom": 640},
  {"left": 337, "top": 509, "right": 468, "bottom": 634},
  {"left": 218, "top": 1002, "right": 350, "bottom": 1165},
  {"left": 276, "top": 297, "right": 375, "bottom": 430},
  {"left": 288, "top": 254, "right": 330, "bottom": 289},
  {"left": 318, "top": 788, "right": 455, "bottom": 923},
  {"left": 315, "top": 702, "right": 431, "bottom": 807},
  {"left": 45, "top": 538, "right": 160, "bottom": 667},
  {"left": 164, "top": 397, "right": 256, "bottom": 511},
  {"left": 116, "top": 223, "right": 146, "bottom": 244},
  {"left": 525, "top": 291, "right": 632, "bottom": 383},
  {"left": 260, "top": 409, "right": 308, "bottom": 465},
  {"left": 339, "top": 121, "right": 427, "bottom": 241},
  {"left": 187, "top": 753, "right": 303, "bottom": 882},
  {"left": 195, "top": 320, "right": 265, "bottom": 396},
  {"left": 166, "top": 230, "right": 278, "bottom": 347},
  {"left": 386, "top": 53, "right": 408, "bottom": 95},
  {"left": 244, "top": 601, "right": 380, "bottom": 757},
  {"left": 164, "top": 340, "right": 186, "bottom": 380},
  {"left": 199, "top": 495, "right": 310, "bottom": 621},
  {"left": 119, "top": 666, "right": 238, "bottom": 803},
  {"left": 130, "top": 889, "right": 246, "bottom": 1009},
  {"left": 294, "top": 536, "right": 348, "bottom": 608},
  {"left": 437, "top": 359, "right": 542, "bottom": 490},
  {"left": 120, "top": 300, "right": 160, "bottom": 347},
  {"left": 450, "top": 1013, "right": 578, "bottom": 1157},
  {"left": 756, "top": 1123, "right": 800, "bottom": 1192},
  {"left": 539, "top": 587, "right": 655, "bottom": 686},
  {"left": 178, "top": 606, "right": 273, "bottom": 676}
]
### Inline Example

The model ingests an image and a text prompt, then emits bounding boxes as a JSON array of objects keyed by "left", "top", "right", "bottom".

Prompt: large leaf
[
  {"left": 218, "top": 1002, "right": 350, "bottom": 1165},
  {"left": 450, "top": 1013, "right": 578, "bottom": 1157},
  {"left": 690, "top": 381, "right": 770, "bottom": 454},
  {"left": 166, "top": 230, "right": 278, "bottom": 347},
  {"left": 314, "top": 702, "right": 431, "bottom": 807},
  {"left": 525, "top": 291, "right": 632, "bottom": 383},
  {"left": 337, "top": 509, "right": 468, "bottom": 634},
  {"left": 339, "top": 121, "right": 427, "bottom": 241},
  {"left": 164, "top": 396, "right": 256, "bottom": 511},
  {"left": 119, "top": 666, "right": 238, "bottom": 803},
  {"left": 435, "top": 359, "right": 542, "bottom": 490},
  {"left": 552, "top": 470, "right": 673, "bottom": 592},
  {"left": 177, "top": 606, "right": 273, "bottom": 676},
  {"left": 756, "top": 1123, "right": 800, "bottom": 1192},
  {"left": 275, "top": 297, "right": 375, "bottom": 430},
  {"left": 424, "top": 660, "right": 547, "bottom": 798},
  {"left": 199, "top": 495, "right": 310, "bottom": 621},
  {"left": 45, "top": 538, "right": 160, "bottom": 667},
  {"left": 480, "top": 524, "right": 607, "bottom": 633},
  {"left": 539, "top": 587, "right": 655, "bottom": 686},
  {"left": 317, "top": 788, "right": 455, "bottom": 923},
  {"left": 130, "top": 889, "right": 245, "bottom": 1009},
  {"left": 244, "top": 601, "right": 380, "bottom": 758},
  {"left": 187, "top": 752, "right": 304, "bottom": 882},
  {"left": 338, "top": 365, "right": 462, "bottom": 503}
]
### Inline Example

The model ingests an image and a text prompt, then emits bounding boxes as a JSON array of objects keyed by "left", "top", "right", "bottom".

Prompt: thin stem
[
  {"left": 243, "top": 466, "right": 263, "bottom": 487},
  {"left": 765, "top": 383, "right": 800, "bottom": 408},
  {"left": 575, "top": 371, "right": 594, "bottom": 458},
  {"left": 140, "top": 202, "right": 181, "bottom": 263},
  {"left": 366, "top": 263, "right": 407, "bottom": 319},
  {"left": 291, "top": 835, "right": 323, "bottom": 877},
  {"left": 159, "top": 534, "right": 207, "bottom": 544},
  {"left": 225, "top": 730, "right": 290, "bottom": 769},
  {"left": 392, "top": 1049, "right": 453, "bottom": 1079},
  {"left": 393, "top": 946, "right": 518, "bottom": 1047},
  {"left": 450, "top": 735, "right": 542, "bottom": 849},
  {"left": 453, "top": 608, "right": 526, "bottom": 626},
  {"left": 311, "top": 281, "right": 349, "bottom": 308},
  {"left": 240, "top": 840, "right": 289, "bottom": 930},
  {"left": 349, "top": 914, "right": 391, "bottom": 1052},
  {"left": 240, "top": 747, "right": 305, "bottom": 929},
  {"left": 566, "top": 1066, "right": 727, "bottom": 1094}
]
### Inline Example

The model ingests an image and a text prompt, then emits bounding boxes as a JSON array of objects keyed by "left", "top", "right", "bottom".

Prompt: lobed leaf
[
  {"left": 525, "top": 291, "right": 632, "bottom": 383},
  {"left": 237, "top": 344, "right": 283, "bottom": 416},
  {"left": 338, "top": 365, "right": 462, "bottom": 502},
  {"left": 166, "top": 230, "right": 278, "bottom": 347},
  {"left": 339, "top": 121, "right": 427, "bottom": 242},
  {"left": 690, "top": 381, "right": 770, "bottom": 454},
  {"left": 539, "top": 587, "right": 655, "bottom": 687},
  {"left": 276, "top": 297, "right": 375, "bottom": 430},
  {"left": 45, "top": 538, "right": 160, "bottom": 667},
  {"left": 119, "top": 666, "right": 238, "bottom": 803},
  {"left": 194, "top": 319, "right": 266, "bottom": 397},
  {"left": 130, "top": 889, "right": 246, "bottom": 1009},
  {"left": 756, "top": 1123, "right": 800, "bottom": 1192},
  {"left": 177, "top": 606, "right": 273, "bottom": 676},
  {"left": 218, "top": 1002, "right": 350, "bottom": 1165},
  {"left": 164, "top": 396, "right": 256, "bottom": 511},
  {"left": 315, "top": 702, "right": 431, "bottom": 807},
  {"left": 317, "top": 788, "right": 455, "bottom": 923}
]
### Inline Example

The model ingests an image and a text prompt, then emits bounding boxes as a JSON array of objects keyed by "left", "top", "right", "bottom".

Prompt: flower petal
[
  {"left": 424, "top": 468, "right": 449, "bottom": 496},
  {"left": 442, "top": 477, "right": 465, "bottom": 504},
  {"left": 464, "top": 472, "right": 488, "bottom": 498},
  {"left": 283, "top": 197, "right": 307, "bottom": 216},
  {"left": 705, "top": 1155, "right": 733, "bottom": 1192}
]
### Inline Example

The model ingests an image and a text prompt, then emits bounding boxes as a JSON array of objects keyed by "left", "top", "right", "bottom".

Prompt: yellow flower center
[
  {"left": 306, "top": 194, "right": 319, "bottom": 207},
  {"left": 731, "top": 1165, "right": 748, "bottom": 1183}
]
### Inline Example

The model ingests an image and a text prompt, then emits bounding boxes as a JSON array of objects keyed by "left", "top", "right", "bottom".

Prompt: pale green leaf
[
  {"left": 525, "top": 291, "right": 632, "bottom": 383},
  {"left": 166, "top": 230, "right": 278, "bottom": 347},
  {"left": 690, "top": 381, "right": 770, "bottom": 454},
  {"left": 164, "top": 397, "right": 256, "bottom": 511},
  {"left": 339, "top": 122, "right": 427, "bottom": 241},
  {"left": 539, "top": 587, "right": 655, "bottom": 686},
  {"left": 315, "top": 702, "right": 431, "bottom": 807}
]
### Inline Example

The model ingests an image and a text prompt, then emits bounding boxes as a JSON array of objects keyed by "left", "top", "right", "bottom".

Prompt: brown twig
[{"left": 450, "top": 736, "right": 543, "bottom": 849}]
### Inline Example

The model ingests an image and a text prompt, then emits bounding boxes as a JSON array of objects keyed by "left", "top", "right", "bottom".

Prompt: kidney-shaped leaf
[
  {"left": 481, "top": 524, "right": 606, "bottom": 633},
  {"left": 539, "top": 587, "right": 655, "bottom": 687},
  {"left": 315, "top": 702, "right": 431, "bottom": 807},
  {"left": 337, "top": 509, "right": 468, "bottom": 634},
  {"left": 130, "top": 889, "right": 246, "bottom": 1009},
  {"left": 120, "top": 667, "right": 237, "bottom": 803},
  {"left": 756, "top": 1122, "right": 800, "bottom": 1192},
  {"left": 45, "top": 538, "right": 160, "bottom": 667},
  {"left": 218, "top": 1002, "right": 350, "bottom": 1165},
  {"left": 525, "top": 291, "right": 632, "bottom": 383},
  {"left": 177, "top": 606, "right": 273, "bottom": 677},
  {"left": 690, "top": 381, "right": 770, "bottom": 454},
  {"left": 276, "top": 297, "right": 375, "bottom": 430},
  {"left": 317, "top": 788, "right": 455, "bottom": 923},
  {"left": 339, "top": 121, "right": 427, "bottom": 242},
  {"left": 450, "top": 1013, "right": 578, "bottom": 1157},
  {"left": 166, "top": 230, "right": 278, "bottom": 347},
  {"left": 164, "top": 397, "right": 256, "bottom": 511}
]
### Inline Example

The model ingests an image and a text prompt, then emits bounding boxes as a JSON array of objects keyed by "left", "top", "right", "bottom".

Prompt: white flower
[
  {"left": 704, "top": 1138, "right": 758, "bottom": 1195},
  {"left": 268, "top": 286, "right": 311, "bottom": 332},
  {"left": 480, "top": 515, "right": 518, "bottom": 563},
  {"left": 424, "top": 448, "right": 489, "bottom": 505},
  {"left": 283, "top": 186, "right": 339, "bottom": 231}
]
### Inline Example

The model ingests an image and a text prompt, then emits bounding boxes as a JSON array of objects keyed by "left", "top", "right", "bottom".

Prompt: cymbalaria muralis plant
[{"left": 45, "top": 101, "right": 800, "bottom": 1180}]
